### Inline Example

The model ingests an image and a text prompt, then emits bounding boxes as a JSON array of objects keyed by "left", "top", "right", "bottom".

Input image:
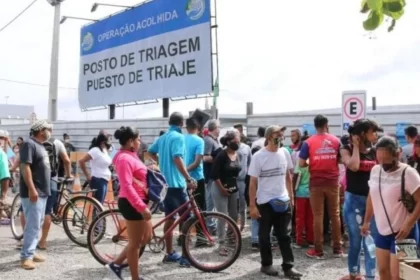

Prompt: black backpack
[{"left": 43, "top": 138, "right": 58, "bottom": 177}]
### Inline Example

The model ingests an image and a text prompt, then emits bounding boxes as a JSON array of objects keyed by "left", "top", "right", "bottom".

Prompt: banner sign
[{"left": 79, "top": 0, "right": 212, "bottom": 109}]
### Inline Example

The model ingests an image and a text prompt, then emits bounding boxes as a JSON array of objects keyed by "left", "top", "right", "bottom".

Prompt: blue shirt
[
  {"left": 148, "top": 125, "right": 186, "bottom": 188},
  {"left": 184, "top": 133, "right": 204, "bottom": 181}
]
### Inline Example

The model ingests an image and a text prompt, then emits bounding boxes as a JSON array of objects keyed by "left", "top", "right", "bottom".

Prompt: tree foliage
[{"left": 361, "top": 0, "right": 406, "bottom": 32}]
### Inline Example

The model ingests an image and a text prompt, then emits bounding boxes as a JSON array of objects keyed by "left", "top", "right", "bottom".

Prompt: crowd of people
[{"left": 0, "top": 113, "right": 420, "bottom": 280}]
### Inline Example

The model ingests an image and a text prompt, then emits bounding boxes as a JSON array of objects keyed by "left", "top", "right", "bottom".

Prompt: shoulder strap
[
  {"left": 401, "top": 166, "right": 408, "bottom": 199},
  {"left": 378, "top": 169, "right": 395, "bottom": 235}
]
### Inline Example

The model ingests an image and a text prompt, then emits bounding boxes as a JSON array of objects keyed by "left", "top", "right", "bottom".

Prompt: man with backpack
[{"left": 18, "top": 121, "right": 71, "bottom": 269}]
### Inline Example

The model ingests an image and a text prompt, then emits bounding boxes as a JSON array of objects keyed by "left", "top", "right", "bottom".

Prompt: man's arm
[
  {"left": 298, "top": 142, "right": 309, "bottom": 168},
  {"left": 171, "top": 137, "right": 191, "bottom": 181},
  {"left": 203, "top": 137, "right": 215, "bottom": 163},
  {"left": 187, "top": 139, "right": 204, "bottom": 171},
  {"left": 147, "top": 139, "right": 159, "bottom": 163},
  {"left": 19, "top": 142, "right": 36, "bottom": 194},
  {"left": 249, "top": 176, "right": 258, "bottom": 207}
]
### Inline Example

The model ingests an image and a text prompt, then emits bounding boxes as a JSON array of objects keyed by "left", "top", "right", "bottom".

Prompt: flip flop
[{"left": 37, "top": 244, "right": 47, "bottom": 250}]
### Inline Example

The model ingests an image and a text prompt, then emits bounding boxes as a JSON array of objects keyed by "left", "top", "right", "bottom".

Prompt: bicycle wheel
[
  {"left": 62, "top": 196, "right": 104, "bottom": 247},
  {"left": 87, "top": 209, "right": 145, "bottom": 265},
  {"left": 181, "top": 211, "right": 242, "bottom": 272},
  {"left": 10, "top": 193, "right": 23, "bottom": 240}
]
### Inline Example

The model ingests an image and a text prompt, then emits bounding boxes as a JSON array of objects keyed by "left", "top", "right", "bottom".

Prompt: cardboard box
[{"left": 399, "top": 260, "right": 420, "bottom": 279}]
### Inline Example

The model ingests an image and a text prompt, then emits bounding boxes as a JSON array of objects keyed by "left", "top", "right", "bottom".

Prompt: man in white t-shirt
[{"left": 248, "top": 125, "right": 302, "bottom": 278}]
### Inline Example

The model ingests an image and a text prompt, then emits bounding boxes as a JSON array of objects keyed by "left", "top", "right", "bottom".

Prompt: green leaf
[
  {"left": 383, "top": 7, "right": 404, "bottom": 20},
  {"left": 367, "top": 0, "right": 383, "bottom": 10},
  {"left": 383, "top": 0, "right": 403, "bottom": 12},
  {"left": 361, "top": 0, "right": 370, "bottom": 13},
  {"left": 363, "top": 10, "right": 384, "bottom": 31}
]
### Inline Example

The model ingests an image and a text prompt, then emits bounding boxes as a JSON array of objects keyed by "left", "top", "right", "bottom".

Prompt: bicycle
[
  {"left": 10, "top": 177, "right": 104, "bottom": 247},
  {"left": 87, "top": 190, "right": 242, "bottom": 273}
]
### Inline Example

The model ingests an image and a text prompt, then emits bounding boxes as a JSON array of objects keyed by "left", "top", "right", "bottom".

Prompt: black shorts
[{"left": 118, "top": 197, "right": 145, "bottom": 221}]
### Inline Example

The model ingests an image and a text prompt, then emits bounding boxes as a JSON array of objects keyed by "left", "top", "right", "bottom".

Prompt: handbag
[
  {"left": 398, "top": 167, "right": 415, "bottom": 213},
  {"left": 268, "top": 198, "right": 290, "bottom": 213},
  {"left": 378, "top": 168, "right": 419, "bottom": 260}
]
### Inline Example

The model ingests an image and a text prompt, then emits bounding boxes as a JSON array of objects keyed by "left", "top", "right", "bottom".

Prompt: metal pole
[
  {"left": 212, "top": 0, "right": 220, "bottom": 108},
  {"left": 48, "top": 3, "right": 61, "bottom": 122}
]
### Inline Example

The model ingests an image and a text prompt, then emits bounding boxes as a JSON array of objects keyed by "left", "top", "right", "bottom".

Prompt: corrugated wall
[
  {"left": 0, "top": 115, "right": 246, "bottom": 151},
  {"left": 247, "top": 106, "right": 420, "bottom": 142}
]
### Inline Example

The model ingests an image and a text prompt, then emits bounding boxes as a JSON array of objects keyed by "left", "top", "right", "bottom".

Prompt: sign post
[{"left": 341, "top": 90, "right": 367, "bottom": 135}]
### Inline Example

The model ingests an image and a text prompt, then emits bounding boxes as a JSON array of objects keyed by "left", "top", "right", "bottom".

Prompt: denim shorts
[
  {"left": 375, "top": 226, "right": 419, "bottom": 254},
  {"left": 163, "top": 188, "right": 190, "bottom": 219}
]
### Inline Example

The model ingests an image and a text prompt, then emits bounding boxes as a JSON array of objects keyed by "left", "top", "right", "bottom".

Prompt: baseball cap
[
  {"left": 264, "top": 125, "right": 286, "bottom": 139},
  {"left": 0, "top": 130, "right": 6, "bottom": 138},
  {"left": 31, "top": 120, "right": 53, "bottom": 132}
]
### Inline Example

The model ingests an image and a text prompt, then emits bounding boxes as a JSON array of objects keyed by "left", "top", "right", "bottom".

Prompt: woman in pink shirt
[
  {"left": 361, "top": 136, "right": 420, "bottom": 280},
  {"left": 106, "top": 126, "right": 152, "bottom": 280}
]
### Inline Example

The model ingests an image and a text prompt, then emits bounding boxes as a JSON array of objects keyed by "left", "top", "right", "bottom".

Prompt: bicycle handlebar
[{"left": 52, "top": 177, "right": 75, "bottom": 184}]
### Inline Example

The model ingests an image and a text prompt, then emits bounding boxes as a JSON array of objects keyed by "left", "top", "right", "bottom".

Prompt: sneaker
[
  {"left": 33, "top": 255, "right": 46, "bottom": 263},
  {"left": 105, "top": 263, "right": 123, "bottom": 280},
  {"left": 162, "top": 251, "right": 181, "bottom": 263},
  {"left": 251, "top": 242, "right": 259, "bottom": 251},
  {"left": 21, "top": 259, "right": 35, "bottom": 270},
  {"left": 306, "top": 248, "right": 325, "bottom": 260},
  {"left": 179, "top": 257, "right": 191, "bottom": 268},
  {"left": 260, "top": 265, "right": 279, "bottom": 276},
  {"left": 333, "top": 249, "right": 346, "bottom": 258}
]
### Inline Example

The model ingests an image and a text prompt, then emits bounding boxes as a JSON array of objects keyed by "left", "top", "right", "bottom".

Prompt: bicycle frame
[{"left": 109, "top": 190, "right": 215, "bottom": 244}]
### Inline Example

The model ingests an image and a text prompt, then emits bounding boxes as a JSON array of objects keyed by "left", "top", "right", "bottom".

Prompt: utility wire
[
  {"left": 0, "top": 0, "right": 39, "bottom": 34},
  {"left": 0, "top": 78, "right": 77, "bottom": 90}
]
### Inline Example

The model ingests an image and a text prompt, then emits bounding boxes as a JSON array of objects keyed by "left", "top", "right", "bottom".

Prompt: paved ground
[{"left": 0, "top": 213, "right": 350, "bottom": 280}]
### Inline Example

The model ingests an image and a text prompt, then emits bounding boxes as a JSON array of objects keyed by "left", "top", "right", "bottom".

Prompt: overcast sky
[{"left": 0, "top": 0, "right": 419, "bottom": 121}]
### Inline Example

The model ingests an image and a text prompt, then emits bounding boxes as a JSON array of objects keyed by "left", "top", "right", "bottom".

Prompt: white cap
[{"left": 0, "top": 130, "right": 7, "bottom": 138}]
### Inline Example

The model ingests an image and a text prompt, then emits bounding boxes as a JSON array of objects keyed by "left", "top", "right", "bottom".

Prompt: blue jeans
[
  {"left": 20, "top": 196, "right": 48, "bottom": 260},
  {"left": 205, "top": 180, "right": 216, "bottom": 230},
  {"left": 90, "top": 176, "right": 108, "bottom": 204},
  {"left": 344, "top": 192, "right": 378, "bottom": 279}
]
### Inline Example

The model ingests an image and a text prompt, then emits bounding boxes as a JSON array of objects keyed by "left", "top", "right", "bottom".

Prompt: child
[{"left": 293, "top": 159, "right": 314, "bottom": 248}]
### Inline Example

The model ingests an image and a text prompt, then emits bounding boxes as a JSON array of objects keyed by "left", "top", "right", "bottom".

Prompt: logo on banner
[
  {"left": 81, "top": 32, "right": 94, "bottom": 52},
  {"left": 186, "top": 0, "right": 205, "bottom": 20}
]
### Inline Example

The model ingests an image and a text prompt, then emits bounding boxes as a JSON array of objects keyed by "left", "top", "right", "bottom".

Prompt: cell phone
[{"left": 395, "top": 239, "right": 419, "bottom": 260}]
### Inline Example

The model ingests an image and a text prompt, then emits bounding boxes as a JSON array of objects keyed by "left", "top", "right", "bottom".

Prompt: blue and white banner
[{"left": 79, "top": 0, "right": 212, "bottom": 109}]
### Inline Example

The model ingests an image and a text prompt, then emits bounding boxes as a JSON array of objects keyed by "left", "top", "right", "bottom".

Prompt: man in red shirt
[{"left": 299, "top": 115, "right": 343, "bottom": 259}]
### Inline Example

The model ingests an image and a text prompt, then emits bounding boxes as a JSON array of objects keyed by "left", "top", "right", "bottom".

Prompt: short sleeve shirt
[
  {"left": 369, "top": 164, "right": 420, "bottom": 235},
  {"left": 184, "top": 134, "right": 205, "bottom": 181},
  {"left": 248, "top": 148, "right": 292, "bottom": 204},
  {"left": 19, "top": 138, "right": 51, "bottom": 198},
  {"left": 0, "top": 149, "right": 10, "bottom": 181}
]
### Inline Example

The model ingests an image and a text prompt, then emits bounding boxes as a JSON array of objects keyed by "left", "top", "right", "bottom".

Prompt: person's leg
[
  {"left": 309, "top": 186, "right": 326, "bottom": 255},
  {"left": 163, "top": 189, "right": 177, "bottom": 257},
  {"left": 305, "top": 198, "right": 314, "bottom": 245},
  {"left": 39, "top": 180, "right": 57, "bottom": 249},
  {"left": 257, "top": 203, "right": 276, "bottom": 275},
  {"left": 326, "top": 186, "right": 342, "bottom": 254},
  {"left": 244, "top": 175, "right": 250, "bottom": 207},
  {"left": 193, "top": 179, "right": 206, "bottom": 211},
  {"left": 294, "top": 197, "right": 306, "bottom": 247},
  {"left": 211, "top": 185, "right": 228, "bottom": 242},
  {"left": 374, "top": 231, "right": 393, "bottom": 280},
  {"left": 237, "top": 180, "right": 246, "bottom": 231},
  {"left": 20, "top": 197, "right": 48, "bottom": 269},
  {"left": 364, "top": 218, "right": 378, "bottom": 280},
  {"left": 251, "top": 218, "right": 259, "bottom": 245},
  {"left": 205, "top": 180, "right": 216, "bottom": 230},
  {"left": 272, "top": 207, "right": 295, "bottom": 273},
  {"left": 343, "top": 192, "right": 363, "bottom": 279}
]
